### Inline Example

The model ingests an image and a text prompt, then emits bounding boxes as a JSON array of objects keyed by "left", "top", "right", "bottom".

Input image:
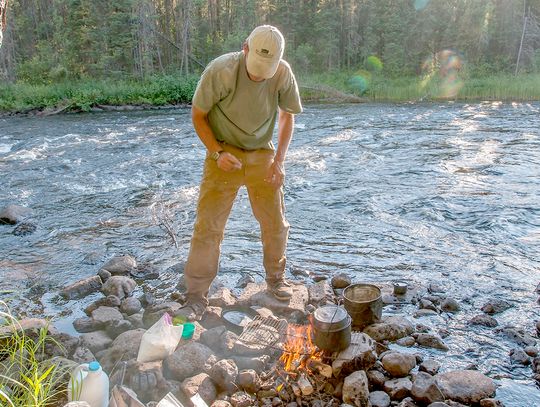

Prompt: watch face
[{"left": 211, "top": 151, "right": 221, "bottom": 161}]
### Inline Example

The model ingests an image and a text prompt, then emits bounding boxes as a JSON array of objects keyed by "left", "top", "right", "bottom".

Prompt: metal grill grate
[{"left": 236, "top": 315, "right": 289, "bottom": 349}]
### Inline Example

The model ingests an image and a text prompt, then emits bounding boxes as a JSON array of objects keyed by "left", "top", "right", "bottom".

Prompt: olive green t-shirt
[{"left": 192, "top": 52, "right": 302, "bottom": 150}]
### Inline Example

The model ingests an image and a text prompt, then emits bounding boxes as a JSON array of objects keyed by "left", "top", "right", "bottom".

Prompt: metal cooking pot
[{"left": 310, "top": 305, "right": 351, "bottom": 352}]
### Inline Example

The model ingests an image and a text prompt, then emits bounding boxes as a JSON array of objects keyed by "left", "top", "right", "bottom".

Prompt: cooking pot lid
[{"left": 314, "top": 305, "right": 348, "bottom": 324}]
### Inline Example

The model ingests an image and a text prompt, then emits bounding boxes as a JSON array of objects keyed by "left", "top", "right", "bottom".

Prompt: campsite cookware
[
  {"left": 310, "top": 304, "right": 351, "bottom": 352},
  {"left": 342, "top": 283, "right": 383, "bottom": 329}
]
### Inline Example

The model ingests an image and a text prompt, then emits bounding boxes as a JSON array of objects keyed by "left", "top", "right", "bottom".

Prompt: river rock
[
  {"left": 524, "top": 346, "right": 538, "bottom": 357},
  {"left": 100, "top": 254, "right": 137, "bottom": 276},
  {"left": 142, "top": 301, "right": 183, "bottom": 328},
  {"left": 120, "top": 297, "right": 142, "bottom": 315},
  {"left": 230, "top": 391, "right": 254, "bottom": 407},
  {"left": 97, "top": 269, "right": 112, "bottom": 283},
  {"left": 72, "top": 346, "right": 95, "bottom": 364},
  {"left": 369, "top": 390, "right": 391, "bottom": 407},
  {"left": 411, "top": 372, "right": 444, "bottom": 404},
  {"left": 383, "top": 377, "right": 412, "bottom": 400},
  {"left": 331, "top": 273, "right": 351, "bottom": 289},
  {"left": 208, "top": 287, "right": 237, "bottom": 308},
  {"left": 237, "top": 369, "right": 262, "bottom": 393},
  {"left": 440, "top": 298, "right": 460, "bottom": 313},
  {"left": 61, "top": 275, "right": 103, "bottom": 299},
  {"left": 91, "top": 306, "right": 124, "bottom": 326},
  {"left": 397, "top": 398, "right": 418, "bottom": 407},
  {"left": 200, "top": 325, "right": 238, "bottom": 354},
  {"left": 209, "top": 359, "right": 238, "bottom": 393},
  {"left": 495, "top": 326, "right": 536, "bottom": 347},
  {"left": 469, "top": 314, "right": 498, "bottom": 327},
  {"left": 0, "top": 204, "right": 32, "bottom": 224},
  {"left": 413, "top": 333, "right": 449, "bottom": 351},
  {"left": 236, "top": 282, "right": 308, "bottom": 314},
  {"left": 332, "top": 332, "right": 377, "bottom": 376},
  {"left": 200, "top": 306, "right": 223, "bottom": 329},
  {"left": 419, "top": 359, "right": 440, "bottom": 375},
  {"left": 131, "top": 261, "right": 160, "bottom": 279},
  {"left": 342, "top": 370, "right": 370, "bottom": 407},
  {"left": 236, "top": 274, "right": 255, "bottom": 288},
  {"left": 102, "top": 275, "right": 137, "bottom": 299},
  {"left": 308, "top": 279, "right": 335, "bottom": 305},
  {"left": 98, "top": 329, "right": 146, "bottom": 371},
  {"left": 363, "top": 316, "right": 415, "bottom": 342},
  {"left": 435, "top": 370, "right": 496, "bottom": 404},
  {"left": 367, "top": 369, "right": 387, "bottom": 389},
  {"left": 80, "top": 330, "right": 113, "bottom": 354},
  {"left": 181, "top": 373, "right": 217, "bottom": 405},
  {"left": 509, "top": 348, "right": 530, "bottom": 365},
  {"left": 479, "top": 398, "right": 504, "bottom": 407},
  {"left": 418, "top": 298, "right": 438, "bottom": 311},
  {"left": 164, "top": 342, "right": 215, "bottom": 381},
  {"left": 73, "top": 317, "right": 101, "bottom": 333},
  {"left": 105, "top": 319, "right": 133, "bottom": 338},
  {"left": 13, "top": 221, "right": 37, "bottom": 236},
  {"left": 231, "top": 355, "right": 269, "bottom": 371},
  {"left": 381, "top": 352, "right": 417, "bottom": 378},
  {"left": 396, "top": 336, "right": 416, "bottom": 347},
  {"left": 481, "top": 299, "right": 511, "bottom": 315},
  {"left": 85, "top": 295, "right": 121, "bottom": 315}
]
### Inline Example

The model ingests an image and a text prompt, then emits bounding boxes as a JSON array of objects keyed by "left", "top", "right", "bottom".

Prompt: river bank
[{"left": 0, "top": 73, "right": 539, "bottom": 116}]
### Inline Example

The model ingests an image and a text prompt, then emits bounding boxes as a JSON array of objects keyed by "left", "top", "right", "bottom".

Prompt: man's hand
[
  {"left": 216, "top": 151, "right": 242, "bottom": 172},
  {"left": 265, "top": 159, "right": 285, "bottom": 188}
]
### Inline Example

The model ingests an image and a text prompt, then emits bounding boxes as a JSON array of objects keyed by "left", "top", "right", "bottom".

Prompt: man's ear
[{"left": 242, "top": 42, "right": 249, "bottom": 54}]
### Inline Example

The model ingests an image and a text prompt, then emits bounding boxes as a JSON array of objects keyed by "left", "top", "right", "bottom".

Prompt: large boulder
[
  {"left": 0, "top": 204, "right": 32, "bottom": 224},
  {"left": 100, "top": 255, "right": 137, "bottom": 276},
  {"left": 61, "top": 276, "right": 102, "bottom": 300},
  {"left": 435, "top": 370, "right": 496, "bottom": 404},
  {"left": 342, "top": 370, "right": 370, "bottom": 407},
  {"left": 98, "top": 329, "right": 146, "bottom": 372},
  {"left": 381, "top": 352, "right": 416, "bottom": 378},
  {"left": 164, "top": 342, "right": 215, "bottom": 382},
  {"left": 363, "top": 316, "right": 414, "bottom": 342},
  {"left": 101, "top": 276, "right": 137, "bottom": 300}
]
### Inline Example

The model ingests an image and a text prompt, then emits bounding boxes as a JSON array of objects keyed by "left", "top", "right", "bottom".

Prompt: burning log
[{"left": 306, "top": 359, "right": 333, "bottom": 378}]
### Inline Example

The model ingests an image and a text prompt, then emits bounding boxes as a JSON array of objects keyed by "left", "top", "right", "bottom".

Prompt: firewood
[
  {"left": 291, "top": 382, "right": 302, "bottom": 397},
  {"left": 307, "top": 359, "right": 333, "bottom": 378},
  {"left": 297, "top": 373, "right": 314, "bottom": 396}
]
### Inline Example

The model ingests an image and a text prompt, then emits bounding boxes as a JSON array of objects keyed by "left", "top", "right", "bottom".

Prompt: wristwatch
[{"left": 210, "top": 150, "right": 223, "bottom": 161}]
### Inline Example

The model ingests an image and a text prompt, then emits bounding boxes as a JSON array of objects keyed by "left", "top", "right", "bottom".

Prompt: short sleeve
[
  {"left": 278, "top": 65, "right": 303, "bottom": 114},
  {"left": 192, "top": 62, "right": 226, "bottom": 113}
]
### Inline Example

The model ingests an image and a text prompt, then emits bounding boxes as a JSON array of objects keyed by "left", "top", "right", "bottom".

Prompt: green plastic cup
[{"left": 182, "top": 322, "right": 195, "bottom": 339}]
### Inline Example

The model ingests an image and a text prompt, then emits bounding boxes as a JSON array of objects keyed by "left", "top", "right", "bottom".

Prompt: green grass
[
  {"left": 0, "top": 72, "right": 538, "bottom": 114},
  {"left": 0, "top": 301, "right": 72, "bottom": 407}
]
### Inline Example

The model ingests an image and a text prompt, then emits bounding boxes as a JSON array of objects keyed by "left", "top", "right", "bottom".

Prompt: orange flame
[{"left": 279, "top": 324, "right": 323, "bottom": 372}]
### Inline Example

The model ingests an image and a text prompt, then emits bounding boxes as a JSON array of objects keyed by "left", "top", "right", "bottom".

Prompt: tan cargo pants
[{"left": 184, "top": 143, "right": 290, "bottom": 303}]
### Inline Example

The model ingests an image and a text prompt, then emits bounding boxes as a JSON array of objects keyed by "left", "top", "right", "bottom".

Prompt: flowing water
[{"left": 1, "top": 102, "right": 540, "bottom": 405}]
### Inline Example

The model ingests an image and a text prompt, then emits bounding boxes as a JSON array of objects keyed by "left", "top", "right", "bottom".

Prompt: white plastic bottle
[{"left": 67, "top": 361, "right": 109, "bottom": 407}]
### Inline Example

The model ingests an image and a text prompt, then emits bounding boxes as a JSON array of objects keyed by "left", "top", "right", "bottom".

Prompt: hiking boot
[
  {"left": 174, "top": 301, "right": 206, "bottom": 322},
  {"left": 267, "top": 279, "right": 293, "bottom": 301}
]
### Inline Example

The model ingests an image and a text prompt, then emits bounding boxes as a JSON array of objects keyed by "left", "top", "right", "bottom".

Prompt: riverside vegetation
[{"left": 0, "top": 72, "right": 539, "bottom": 115}]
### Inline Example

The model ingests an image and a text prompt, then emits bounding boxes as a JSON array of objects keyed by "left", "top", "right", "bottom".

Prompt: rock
[
  {"left": 419, "top": 298, "right": 438, "bottom": 311},
  {"left": 381, "top": 352, "right": 416, "bottom": 378},
  {"left": 139, "top": 292, "right": 156, "bottom": 307},
  {"left": 342, "top": 370, "right": 370, "bottom": 407},
  {"left": 231, "top": 355, "right": 269, "bottom": 371},
  {"left": 414, "top": 333, "right": 448, "bottom": 351},
  {"left": 481, "top": 299, "right": 511, "bottom": 315},
  {"left": 426, "top": 403, "right": 450, "bottom": 407},
  {"left": 383, "top": 377, "right": 412, "bottom": 400},
  {"left": 80, "top": 330, "right": 113, "bottom": 354},
  {"left": 120, "top": 297, "right": 142, "bottom": 315},
  {"left": 308, "top": 279, "right": 335, "bottom": 306},
  {"left": 84, "top": 295, "right": 121, "bottom": 315},
  {"left": 181, "top": 373, "right": 217, "bottom": 405},
  {"left": 200, "top": 326, "right": 238, "bottom": 354},
  {"left": 397, "top": 398, "right": 419, "bottom": 407},
  {"left": 479, "top": 398, "right": 504, "bottom": 407},
  {"left": 469, "top": 315, "right": 498, "bottom": 327},
  {"left": 536, "top": 320, "right": 540, "bottom": 335},
  {"left": 97, "top": 269, "right": 112, "bottom": 283},
  {"left": 208, "top": 288, "right": 237, "bottom": 308},
  {"left": 13, "top": 222, "right": 37, "bottom": 236},
  {"left": 419, "top": 359, "right": 440, "bottom": 375},
  {"left": 101, "top": 276, "right": 137, "bottom": 300},
  {"left": 142, "top": 301, "right": 184, "bottom": 328},
  {"left": 230, "top": 391, "right": 254, "bottom": 407},
  {"left": 331, "top": 273, "right": 351, "bottom": 289},
  {"left": 211, "top": 401, "right": 233, "bottom": 407},
  {"left": 411, "top": 372, "right": 445, "bottom": 404},
  {"left": 236, "top": 274, "right": 255, "bottom": 289},
  {"left": 131, "top": 262, "right": 160, "bottom": 279},
  {"left": 105, "top": 319, "right": 133, "bottom": 339},
  {"left": 524, "top": 346, "right": 538, "bottom": 357},
  {"left": 236, "top": 282, "right": 308, "bottom": 314},
  {"left": 495, "top": 327, "right": 536, "bottom": 347},
  {"left": 237, "top": 369, "right": 262, "bottom": 393},
  {"left": 332, "top": 332, "right": 377, "bottom": 376},
  {"left": 509, "top": 348, "right": 530, "bottom": 365},
  {"left": 209, "top": 359, "right": 238, "bottom": 393},
  {"left": 201, "top": 306, "right": 223, "bottom": 329},
  {"left": 363, "top": 316, "right": 414, "bottom": 342},
  {"left": 73, "top": 317, "right": 101, "bottom": 333},
  {"left": 0, "top": 204, "right": 32, "bottom": 224},
  {"left": 61, "top": 276, "right": 103, "bottom": 300},
  {"left": 98, "top": 329, "right": 146, "bottom": 372},
  {"left": 414, "top": 309, "right": 439, "bottom": 318},
  {"left": 91, "top": 306, "right": 124, "bottom": 326},
  {"left": 101, "top": 255, "right": 137, "bottom": 276},
  {"left": 72, "top": 346, "right": 95, "bottom": 364},
  {"left": 396, "top": 336, "right": 416, "bottom": 347},
  {"left": 369, "top": 390, "right": 391, "bottom": 407},
  {"left": 82, "top": 251, "right": 104, "bottom": 265},
  {"left": 435, "top": 370, "right": 496, "bottom": 404},
  {"left": 367, "top": 369, "right": 387, "bottom": 389},
  {"left": 440, "top": 298, "right": 460, "bottom": 313},
  {"left": 164, "top": 342, "right": 215, "bottom": 381},
  {"left": 126, "top": 312, "right": 145, "bottom": 329}
]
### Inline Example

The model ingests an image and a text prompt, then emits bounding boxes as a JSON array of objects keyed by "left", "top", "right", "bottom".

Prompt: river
[{"left": 1, "top": 102, "right": 540, "bottom": 405}]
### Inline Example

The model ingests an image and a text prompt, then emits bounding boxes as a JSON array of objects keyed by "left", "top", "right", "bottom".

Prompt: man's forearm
[
  {"left": 191, "top": 106, "right": 222, "bottom": 154},
  {"left": 275, "top": 110, "right": 294, "bottom": 163}
]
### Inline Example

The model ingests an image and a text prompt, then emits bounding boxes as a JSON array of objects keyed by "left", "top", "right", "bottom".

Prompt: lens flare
[
  {"left": 366, "top": 55, "right": 383, "bottom": 73},
  {"left": 421, "top": 49, "right": 464, "bottom": 99},
  {"left": 414, "top": 0, "right": 431, "bottom": 11},
  {"left": 349, "top": 70, "right": 372, "bottom": 95}
]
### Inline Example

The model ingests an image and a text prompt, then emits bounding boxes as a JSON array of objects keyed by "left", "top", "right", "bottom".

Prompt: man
[
  {"left": 0, "top": 0, "right": 7, "bottom": 48},
  {"left": 179, "top": 25, "right": 302, "bottom": 321}
]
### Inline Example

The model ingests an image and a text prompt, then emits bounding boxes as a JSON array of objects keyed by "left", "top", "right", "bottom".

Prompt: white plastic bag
[{"left": 136, "top": 313, "right": 183, "bottom": 363}]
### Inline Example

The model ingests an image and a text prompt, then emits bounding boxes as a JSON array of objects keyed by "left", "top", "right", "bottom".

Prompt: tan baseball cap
[{"left": 246, "top": 25, "right": 284, "bottom": 79}]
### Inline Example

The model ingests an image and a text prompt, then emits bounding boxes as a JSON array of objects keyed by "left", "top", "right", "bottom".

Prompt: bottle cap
[
  {"left": 182, "top": 322, "right": 195, "bottom": 339},
  {"left": 88, "top": 361, "right": 101, "bottom": 371}
]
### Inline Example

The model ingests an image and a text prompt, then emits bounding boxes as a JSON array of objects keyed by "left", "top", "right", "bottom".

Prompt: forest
[{"left": 0, "top": 0, "right": 539, "bottom": 108}]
